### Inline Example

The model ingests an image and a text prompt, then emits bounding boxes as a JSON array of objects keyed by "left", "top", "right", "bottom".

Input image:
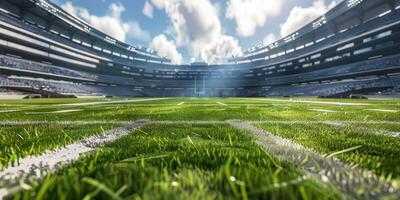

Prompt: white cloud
[
  {"left": 128, "top": 21, "right": 151, "bottom": 41},
  {"left": 280, "top": 0, "right": 336, "bottom": 37},
  {"left": 150, "top": 0, "right": 168, "bottom": 9},
  {"left": 201, "top": 35, "right": 242, "bottom": 64},
  {"left": 61, "top": 1, "right": 77, "bottom": 16},
  {"left": 61, "top": 1, "right": 150, "bottom": 42},
  {"left": 142, "top": 1, "right": 154, "bottom": 18},
  {"left": 151, "top": 0, "right": 242, "bottom": 64},
  {"left": 150, "top": 34, "right": 183, "bottom": 64},
  {"left": 226, "top": 0, "right": 283, "bottom": 37},
  {"left": 263, "top": 33, "right": 277, "bottom": 45}
]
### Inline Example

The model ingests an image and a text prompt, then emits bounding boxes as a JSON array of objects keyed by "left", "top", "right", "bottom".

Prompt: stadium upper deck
[{"left": 0, "top": 0, "right": 399, "bottom": 97}]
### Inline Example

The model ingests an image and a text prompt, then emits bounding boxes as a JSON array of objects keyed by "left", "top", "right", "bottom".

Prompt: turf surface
[
  {"left": 11, "top": 124, "right": 341, "bottom": 200},
  {"left": 0, "top": 97, "right": 399, "bottom": 199},
  {"left": 0, "top": 97, "right": 399, "bottom": 121},
  {"left": 0, "top": 124, "right": 117, "bottom": 169}
]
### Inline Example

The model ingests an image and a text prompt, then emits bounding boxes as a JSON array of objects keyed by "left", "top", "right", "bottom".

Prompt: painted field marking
[
  {"left": 216, "top": 102, "right": 227, "bottom": 106},
  {"left": 1, "top": 118, "right": 400, "bottom": 199},
  {"left": 0, "top": 189, "right": 7, "bottom": 200},
  {"left": 0, "top": 120, "right": 149, "bottom": 199},
  {"left": 177, "top": 102, "right": 185, "bottom": 106},
  {"left": 309, "top": 109, "right": 337, "bottom": 113},
  {"left": 250, "top": 120, "right": 400, "bottom": 125},
  {"left": 25, "top": 109, "right": 83, "bottom": 114},
  {"left": 250, "top": 98, "right": 371, "bottom": 106},
  {"left": 150, "top": 120, "right": 226, "bottom": 124},
  {"left": 60, "top": 98, "right": 171, "bottom": 106},
  {"left": 326, "top": 122, "right": 400, "bottom": 138},
  {"left": 0, "top": 120, "right": 130, "bottom": 125},
  {"left": 1, "top": 120, "right": 400, "bottom": 126},
  {"left": 228, "top": 121, "right": 399, "bottom": 199},
  {"left": 366, "top": 109, "right": 398, "bottom": 113},
  {"left": 0, "top": 110, "right": 18, "bottom": 113}
]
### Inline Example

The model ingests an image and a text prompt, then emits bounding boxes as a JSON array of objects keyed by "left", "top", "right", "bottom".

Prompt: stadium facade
[{"left": 0, "top": 0, "right": 399, "bottom": 97}]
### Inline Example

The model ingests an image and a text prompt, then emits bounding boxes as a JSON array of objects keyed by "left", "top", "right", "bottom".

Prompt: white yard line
[
  {"left": 0, "top": 120, "right": 149, "bottom": 199},
  {"left": 72, "top": 103, "right": 294, "bottom": 107},
  {"left": 81, "top": 103, "right": 210, "bottom": 107},
  {"left": 366, "top": 109, "right": 398, "bottom": 113},
  {"left": 326, "top": 122, "right": 400, "bottom": 138},
  {"left": 228, "top": 121, "right": 399, "bottom": 199},
  {"left": 0, "top": 120, "right": 130, "bottom": 125},
  {"left": 25, "top": 109, "right": 83, "bottom": 114},
  {"left": 91, "top": 104, "right": 178, "bottom": 107},
  {"left": 1, "top": 120, "right": 400, "bottom": 126},
  {"left": 60, "top": 98, "right": 171, "bottom": 106},
  {"left": 254, "top": 98, "right": 371, "bottom": 106},
  {"left": 1, "top": 118, "right": 399, "bottom": 198},
  {"left": 177, "top": 102, "right": 185, "bottom": 106},
  {"left": 0, "top": 189, "right": 7, "bottom": 200},
  {"left": 50, "top": 109, "right": 82, "bottom": 113},
  {"left": 0, "top": 110, "right": 18, "bottom": 113},
  {"left": 216, "top": 102, "right": 227, "bottom": 106},
  {"left": 357, "top": 128, "right": 400, "bottom": 138},
  {"left": 309, "top": 109, "right": 337, "bottom": 113},
  {"left": 386, "top": 131, "right": 400, "bottom": 137},
  {"left": 150, "top": 120, "right": 226, "bottom": 124},
  {"left": 250, "top": 120, "right": 400, "bottom": 125}
]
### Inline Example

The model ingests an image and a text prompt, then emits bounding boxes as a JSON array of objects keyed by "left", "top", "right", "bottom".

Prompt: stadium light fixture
[{"left": 347, "top": 0, "right": 363, "bottom": 8}]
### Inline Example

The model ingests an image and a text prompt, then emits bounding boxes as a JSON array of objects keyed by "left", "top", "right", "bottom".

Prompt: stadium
[{"left": 0, "top": 0, "right": 399, "bottom": 199}]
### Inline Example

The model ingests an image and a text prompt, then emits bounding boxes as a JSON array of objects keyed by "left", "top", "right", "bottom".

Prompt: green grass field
[{"left": 0, "top": 97, "right": 399, "bottom": 199}]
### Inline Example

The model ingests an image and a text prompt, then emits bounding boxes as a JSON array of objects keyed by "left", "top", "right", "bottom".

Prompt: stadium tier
[{"left": 0, "top": 0, "right": 399, "bottom": 97}]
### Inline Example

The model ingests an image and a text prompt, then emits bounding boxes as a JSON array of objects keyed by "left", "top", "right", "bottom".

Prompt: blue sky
[{"left": 52, "top": 0, "right": 340, "bottom": 64}]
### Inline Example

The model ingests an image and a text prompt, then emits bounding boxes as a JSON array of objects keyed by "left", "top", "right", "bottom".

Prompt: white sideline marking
[
  {"left": 258, "top": 98, "right": 371, "bottom": 106},
  {"left": 177, "top": 102, "right": 185, "bottom": 106},
  {"left": 51, "top": 109, "right": 82, "bottom": 113},
  {"left": 0, "top": 110, "right": 18, "bottom": 113},
  {"left": 0, "top": 120, "right": 149, "bottom": 199},
  {"left": 366, "top": 109, "right": 398, "bottom": 113},
  {"left": 25, "top": 109, "right": 83, "bottom": 114},
  {"left": 309, "top": 109, "right": 337, "bottom": 113},
  {"left": 0, "top": 121, "right": 130, "bottom": 125},
  {"left": 1, "top": 120, "right": 400, "bottom": 126},
  {"left": 326, "top": 122, "right": 400, "bottom": 138},
  {"left": 216, "top": 102, "right": 227, "bottom": 106},
  {"left": 228, "top": 121, "right": 399, "bottom": 198},
  {"left": 60, "top": 98, "right": 170, "bottom": 106},
  {"left": 250, "top": 120, "right": 400, "bottom": 125},
  {"left": 150, "top": 120, "right": 226, "bottom": 124},
  {"left": 0, "top": 189, "right": 6, "bottom": 200},
  {"left": 0, "top": 143, "right": 92, "bottom": 178},
  {"left": 389, "top": 132, "right": 400, "bottom": 137},
  {"left": 89, "top": 103, "right": 269, "bottom": 107}
]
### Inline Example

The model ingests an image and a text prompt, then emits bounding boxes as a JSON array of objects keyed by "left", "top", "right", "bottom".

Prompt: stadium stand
[{"left": 0, "top": 0, "right": 399, "bottom": 97}]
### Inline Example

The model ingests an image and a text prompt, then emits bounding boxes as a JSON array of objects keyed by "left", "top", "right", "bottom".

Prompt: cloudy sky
[{"left": 52, "top": 0, "right": 341, "bottom": 64}]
